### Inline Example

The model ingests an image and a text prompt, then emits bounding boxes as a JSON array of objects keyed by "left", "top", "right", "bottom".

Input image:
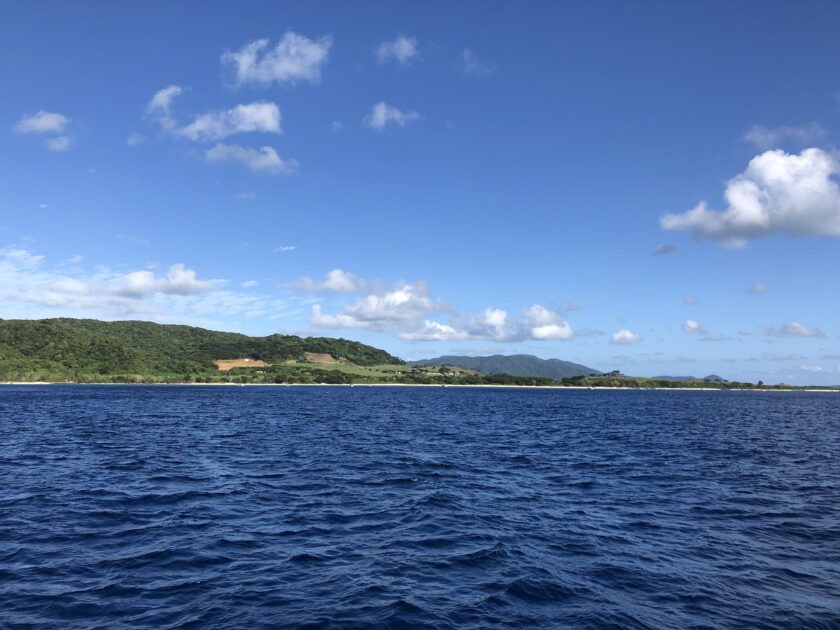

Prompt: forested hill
[
  {"left": 0, "top": 318, "right": 401, "bottom": 382},
  {"left": 409, "top": 354, "right": 599, "bottom": 380}
]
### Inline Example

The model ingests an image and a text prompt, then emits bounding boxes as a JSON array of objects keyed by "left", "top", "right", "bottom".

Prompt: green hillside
[
  {"left": 0, "top": 318, "right": 401, "bottom": 382},
  {"left": 409, "top": 354, "right": 599, "bottom": 380}
]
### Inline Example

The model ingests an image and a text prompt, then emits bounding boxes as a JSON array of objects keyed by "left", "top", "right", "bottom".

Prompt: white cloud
[
  {"left": 661, "top": 148, "right": 840, "bottom": 247},
  {"left": 204, "top": 143, "right": 298, "bottom": 174},
  {"left": 322, "top": 269, "right": 362, "bottom": 292},
  {"left": 682, "top": 319, "right": 703, "bottom": 334},
  {"left": 14, "top": 111, "right": 69, "bottom": 134},
  {"left": 400, "top": 320, "right": 467, "bottom": 341},
  {"left": 222, "top": 32, "right": 332, "bottom": 87},
  {"left": 765, "top": 322, "right": 825, "bottom": 338},
  {"left": 146, "top": 85, "right": 184, "bottom": 131},
  {"left": 611, "top": 329, "right": 640, "bottom": 345},
  {"left": 467, "top": 307, "right": 523, "bottom": 341},
  {"left": 746, "top": 281, "right": 768, "bottom": 294},
  {"left": 14, "top": 111, "right": 72, "bottom": 151},
  {"left": 296, "top": 269, "right": 364, "bottom": 293},
  {"left": 460, "top": 49, "right": 494, "bottom": 76},
  {"left": 51, "top": 278, "right": 89, "bottom": 295},
  {"left": 366, "top": 102, "right": 420, "bottom": 131},
  {"left": 180, "top": 102, "right": 282, "bottom": 141},
  {"left": 683, "top": 295, "right": 696, "bottom": 306},
  {"left": 310, "top": 282, "right": 446, "bottom": 333},
  {"left": 126, "top": 133, "right": 145, "bottom": 147},
  {"left": 306, "top": 275, "right": 576, "bottom": 343},
  {"left": 46, "top": 136, "right": 72, "bottom": 152},
  {"left": 376, "top": 35, "right": 419, "bottom": 65},
  {"left": 744, "top": 122, "right": 827, "bottom": 150},
  {"left": 273, "top": 245, "right": 297, "bottom": 252},
  {"left": 112, "top": 264, "right": 215, "bottom": 297},
  {"left": 242, "top": 280, "right": 259, "bottom": 288},
  {"left": 523, "top": 304, "right": 573, "bottom": 340},
  {"left": 338, "top": 282, "right": 440, "bottom": 323},
  {"left": 0, "top": 246, "right": 288, "bottom": 328},
  {"left": 800, "top": 365, "right": 825, "bottom": 373},
  {"left": 330, "top": 121, "right": 344, "bottom": 133},
  {"left": 1, "top": 247, "right": 45, "bottom": 269}
]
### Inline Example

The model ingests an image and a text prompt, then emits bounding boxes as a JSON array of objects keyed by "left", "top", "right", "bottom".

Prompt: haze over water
[{"left": 2, "top": 385, "right": 839, "bottom": 628}]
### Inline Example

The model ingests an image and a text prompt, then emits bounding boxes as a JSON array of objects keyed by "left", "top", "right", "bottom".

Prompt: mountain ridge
[{"left": 0, "top": 317, "right": 401, "bottom": 382}]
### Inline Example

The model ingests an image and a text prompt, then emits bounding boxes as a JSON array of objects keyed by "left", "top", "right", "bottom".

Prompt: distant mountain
[{"left": 409, "top": 354, "right": 599, "bottom": 380}]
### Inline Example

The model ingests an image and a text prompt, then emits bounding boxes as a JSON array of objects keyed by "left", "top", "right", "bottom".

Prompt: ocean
[{"left": 1, "top": 385, "right": 839, "bottom": 628}]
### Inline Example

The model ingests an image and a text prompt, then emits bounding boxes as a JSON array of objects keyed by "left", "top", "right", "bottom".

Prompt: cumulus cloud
[
  {"left": 681, "top": 319, "right": 729, "bottom": 341},
  {"left": 652, "top": 243, "right": 677, "bottom": 256},
  {"left": 306, "top": 274, "right": 576, "bottom": 343},
  {"left": 146, "top": 85, "right": 184, "bottom": 131},
  {"left": 335, "top": 282, "right": 441, "bottom": 325},
  {"left": 466, "top": 308, "right": 523, "bottom": 342},
  {"left": 523, "top": 304, "right": 573, "bottom": 340},
  {"left": 0, "top": 245, "right": 286, "bottom": 328},
  {"left": 611, "top": 329, "right": 640, "bottom": 345},
  {"left": 1, "top": 247, "right": 45, "bottom": 269},
  {"left": 309, "top": 281, "right": 448, "bottom": 335},
  {"left": 296, "top": 269, "right": 365, "bottom": 293},
  {"left": 661, "top": 149, "right": 840, "bottom": 247},
  {"left": 460, "top": 49, "right": 494, "bottom": 75},
  {"left": 376, "top": 35, "right": 419, "bottom": 65},
  {"left": 765, "top": 322, "right": 825, "bottom": 338},
  {"left": 14, "top": 111, "right": 69, "bottom": 134},
  {"left": 146, "top": 88, "right": 282, "bottom": 143},
  {"left": 204, "top": 143, "right": 297, "bottom": 174},
  {"left": 746, "top": 281, "right": 768, "bottom": 294},
  {"left": 400, "top": 320, "right": 467, "bottom": 341},
  {"left": 366, "top": 102, "right": 420, "bottom": 131},
  {"left": 14, "top": 111, "right": 72, "bottom": 151},
  {"left": 744, "top": 122, "right": 827, "bottom": 150},
  {"left": 180, "top": 102, "right": 282, "bottom": 141},
  {"left": 222, "top": 32, "right": 332, "bottom": 87},
  {"left": 112, "top": 264, "right": 215, "bottom": 297},
  {"left": 682, "top": 319, "right": 703, "bottom": 334}
]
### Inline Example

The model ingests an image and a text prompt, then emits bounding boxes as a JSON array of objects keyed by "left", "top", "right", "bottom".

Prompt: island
[{"left": 0, "top": 318, "right": 835, "bottom": 391}]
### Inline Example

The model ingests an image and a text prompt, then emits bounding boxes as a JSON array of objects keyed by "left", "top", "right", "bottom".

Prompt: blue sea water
[{"left": 1, "top": 386, "right": 839, "bottom": 629}]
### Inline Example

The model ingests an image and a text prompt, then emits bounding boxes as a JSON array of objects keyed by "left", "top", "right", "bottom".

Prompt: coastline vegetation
[{"left": 0, "top": 318, "right": 834, "bottom": 390}]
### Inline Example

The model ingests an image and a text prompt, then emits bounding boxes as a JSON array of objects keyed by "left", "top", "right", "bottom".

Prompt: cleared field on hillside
[{"left": 215, "top": 359, "right": 271, "bottom": 371}]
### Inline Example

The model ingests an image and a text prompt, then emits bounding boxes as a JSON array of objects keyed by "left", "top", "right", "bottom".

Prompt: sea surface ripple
[{"left": 1, "top": 386, "right": 839, "bottom": 628}]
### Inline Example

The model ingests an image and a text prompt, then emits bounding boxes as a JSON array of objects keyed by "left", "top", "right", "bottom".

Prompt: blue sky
[{"left": 2, "top": 1, "right": 840, "bottom": 384}]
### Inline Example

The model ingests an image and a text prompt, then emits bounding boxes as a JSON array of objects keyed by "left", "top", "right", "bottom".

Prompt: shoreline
[{"left": 2, "top": 382, "right": 837, "bottom": 392}]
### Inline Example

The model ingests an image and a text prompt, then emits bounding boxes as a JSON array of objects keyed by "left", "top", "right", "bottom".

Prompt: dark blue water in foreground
[{"left": 1, "top": 386, "right": 839, "bottom": 629}]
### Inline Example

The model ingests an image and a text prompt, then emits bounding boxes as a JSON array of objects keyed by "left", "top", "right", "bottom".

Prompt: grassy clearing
[{"left": 215, "top": 359, "right": 271, "bottom": 371}]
